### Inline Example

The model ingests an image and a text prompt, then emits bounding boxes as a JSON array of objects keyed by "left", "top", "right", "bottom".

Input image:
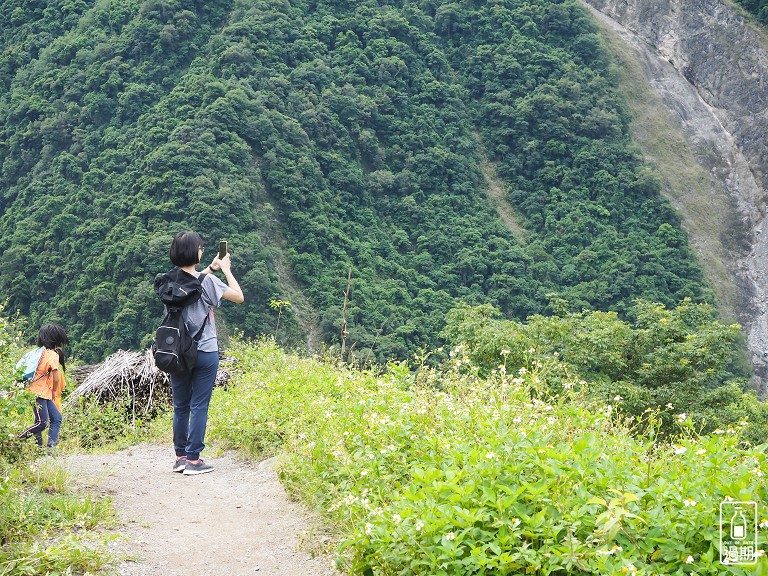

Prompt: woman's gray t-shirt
[{"left": 180, "top": 272, "right": 228, "bottom": 353}]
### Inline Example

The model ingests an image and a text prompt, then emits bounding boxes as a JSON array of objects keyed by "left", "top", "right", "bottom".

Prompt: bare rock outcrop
[{"left": 582, "top": 0, "right": 768, "bottom": 390}]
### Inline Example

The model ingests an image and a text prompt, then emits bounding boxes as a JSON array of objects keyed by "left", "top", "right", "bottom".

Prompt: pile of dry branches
[{"left": 63, "top": 349, "right": 233, "bottom": 418}]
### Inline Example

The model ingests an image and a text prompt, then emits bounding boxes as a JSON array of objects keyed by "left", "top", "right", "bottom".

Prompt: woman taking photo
[{"left": 163, "top": 231, "right": 244, "bottom": 475}]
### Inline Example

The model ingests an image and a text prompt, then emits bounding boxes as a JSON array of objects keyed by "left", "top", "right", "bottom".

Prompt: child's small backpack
[
  {"left": 15, "top": 347, "right": 46, "bottom": 383},
  {"left": 152, "top": 269, "right": 208, "bottom": 374}
]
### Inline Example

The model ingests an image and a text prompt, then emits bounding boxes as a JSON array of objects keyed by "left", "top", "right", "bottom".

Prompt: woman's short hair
[{"left": 170, "top": 231, "right": 203, "bottom": 266}]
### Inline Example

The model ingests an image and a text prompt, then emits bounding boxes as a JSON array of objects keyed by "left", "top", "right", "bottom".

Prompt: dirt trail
[{"left": 65, "top": 443, "right": 339, "bottom": 576}]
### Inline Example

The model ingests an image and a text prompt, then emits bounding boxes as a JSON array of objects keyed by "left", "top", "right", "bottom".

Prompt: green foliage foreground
[
  {"left": 0, "top": 458, "right": 115, "bottom": 576},
  {"left": 211, "top": 340, "right": 768, "bottom": 575}
]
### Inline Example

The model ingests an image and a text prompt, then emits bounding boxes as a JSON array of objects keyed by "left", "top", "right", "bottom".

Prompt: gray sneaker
[
  {"left": 173, "top": 457, "right": 186, "bottom": 473},
  {"left": 183, "top": 459, "right": 214, "bottom": 475}
]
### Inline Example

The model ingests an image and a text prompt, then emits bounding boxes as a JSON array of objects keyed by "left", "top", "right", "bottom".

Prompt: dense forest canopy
[{"left": 0, "top": 0, "right": 711, "bottom": 362}]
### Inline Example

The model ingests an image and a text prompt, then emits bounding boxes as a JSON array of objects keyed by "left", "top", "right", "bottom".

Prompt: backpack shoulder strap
[
  {"left": 27, "top": 347, "right": 51, "bottom": 385},
  {"left": 178, "top": 271, "right": 210, "bottom": 342},
  {"left": 192, "top": 313, "right": 210, "bottom": 342}
]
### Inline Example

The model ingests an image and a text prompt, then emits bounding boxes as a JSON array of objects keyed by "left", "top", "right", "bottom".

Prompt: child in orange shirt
[{"left": 17, "top": 324, "right": 68, "bottom": 449}]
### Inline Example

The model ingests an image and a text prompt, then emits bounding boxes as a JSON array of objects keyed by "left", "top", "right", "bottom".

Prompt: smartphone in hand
[{"left": 218, "top": 241, "right": 228, "bottom": 259}]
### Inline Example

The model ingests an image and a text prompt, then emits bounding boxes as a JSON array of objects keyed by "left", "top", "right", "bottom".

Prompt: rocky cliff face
[{"left": 581, "top": 0, "right": 768, "bottom": 391}]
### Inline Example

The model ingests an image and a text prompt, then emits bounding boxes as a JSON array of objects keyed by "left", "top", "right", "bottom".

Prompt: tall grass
[
  {"left": 0, "top": 458, "right": 116, "bottom": 576},
  {"left": 210, "top": 339, "right": 768, "bottom": 575}
]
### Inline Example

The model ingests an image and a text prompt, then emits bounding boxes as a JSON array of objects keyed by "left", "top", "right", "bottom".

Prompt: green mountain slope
[{"left": 0, "top": 0, "right": 710, "bottom": 362}]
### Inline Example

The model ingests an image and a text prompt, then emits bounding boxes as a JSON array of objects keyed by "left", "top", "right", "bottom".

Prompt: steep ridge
[
  {"left": 582, "top": 0, "right": 768, "bottom": 390},
  {"left": 0, "top": 0, "right": 726, "bottom": 365}
]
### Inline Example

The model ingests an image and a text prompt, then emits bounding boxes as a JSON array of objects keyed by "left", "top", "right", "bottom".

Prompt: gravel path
[{"left": 65, "top": 443, "right": 339, "bottom": 576}]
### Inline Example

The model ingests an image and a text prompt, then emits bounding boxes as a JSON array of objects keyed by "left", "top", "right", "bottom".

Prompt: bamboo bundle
[{"left": 64, "top": 349, "right": 233, "bottom": 417}]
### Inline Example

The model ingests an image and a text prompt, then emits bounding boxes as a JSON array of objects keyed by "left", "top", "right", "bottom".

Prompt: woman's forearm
[{"left": 223, "top": 270, "right": 244, "bottom": 303}]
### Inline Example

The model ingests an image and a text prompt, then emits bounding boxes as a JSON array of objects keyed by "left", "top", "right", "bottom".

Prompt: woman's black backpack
[{"left": 152, "top": 269, "right": 208, "bottom": 374}]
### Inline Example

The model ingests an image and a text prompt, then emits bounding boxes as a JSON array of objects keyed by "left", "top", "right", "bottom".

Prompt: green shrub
[{"left": 441, "top": 300, "right": 767, "bottom": 440}]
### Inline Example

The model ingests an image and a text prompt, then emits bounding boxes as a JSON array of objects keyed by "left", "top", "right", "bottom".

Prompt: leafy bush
[
  {"left": 212, "top": 339, "right": 768, "bottom": 575},
  {"left": 441, "top": 299, "right": 767, "bottom": 440}
]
